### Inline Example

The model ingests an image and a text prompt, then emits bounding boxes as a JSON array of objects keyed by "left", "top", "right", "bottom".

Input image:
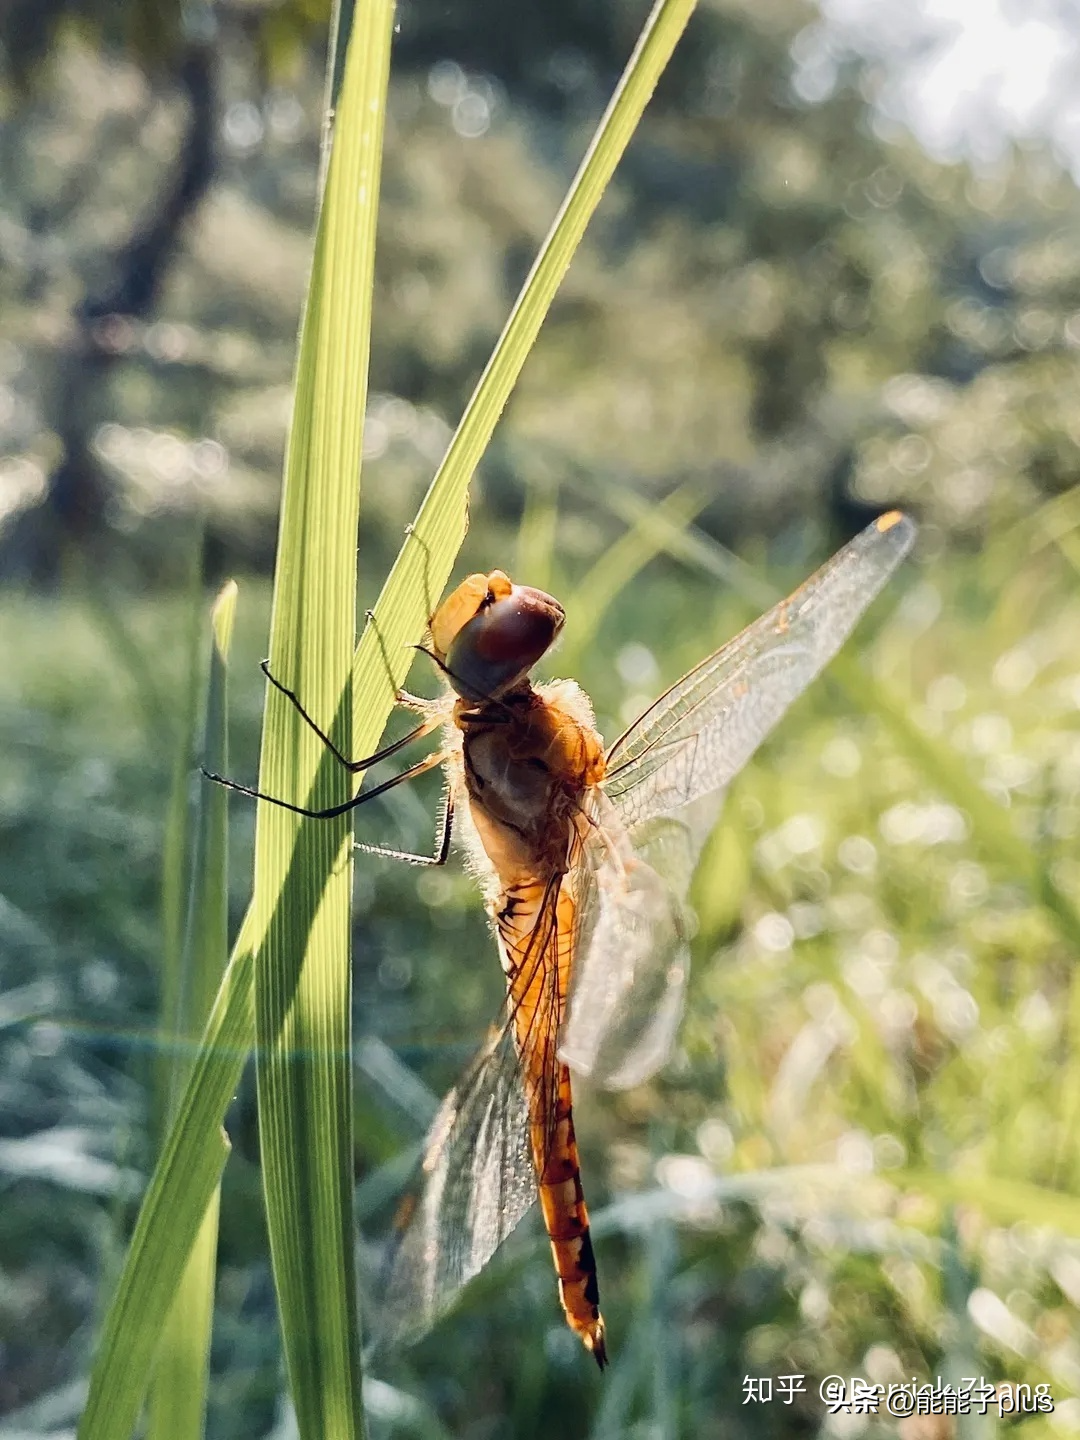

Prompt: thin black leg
[
  {"left": 260, "top": 659, "right": 439, "bottom": 772},
  {"left": 363, "top": 604, "right": 411, "bottom": 712},
  {"left": 413, "top": 645, "right": 515, "bottom": 720},
  {"left": 201, "top": 748, "right": 448, "bottom": 821}
]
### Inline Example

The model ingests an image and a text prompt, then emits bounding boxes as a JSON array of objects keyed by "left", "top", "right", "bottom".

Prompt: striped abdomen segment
[
  {"left": 497, "top": 873, "right": 607, "bottom": 1368},
  {"left": 536, "top": 1060, "right": 606, "bottom": 1367}
]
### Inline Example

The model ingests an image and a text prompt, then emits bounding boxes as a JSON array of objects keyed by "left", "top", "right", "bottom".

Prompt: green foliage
[
  {"left": 4, "top": 0, "right": 1080, "bottom": 1436},
  {"left": 4, "top": 480, "right": 1080, "bottom": 1437},
  {"left": 66, "top": 1, "right": 703, "bottom": 1435}
]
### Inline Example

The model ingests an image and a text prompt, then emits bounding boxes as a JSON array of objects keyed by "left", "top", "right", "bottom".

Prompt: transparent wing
[
  {"left": 376, "top": 1025, "right": 537, "bottom": 1348},
  {"left": 376, "top": 885, "right": 563, "bottom": 1348},
  {"left": 602, "top": 511, "right": 916, "bottom": 832},
  {"left": 559, "top": 788, "right": 723, "bottom": 1090},
  {"left": 561, "top": 512, "right": 915, "bottom": 1089}
]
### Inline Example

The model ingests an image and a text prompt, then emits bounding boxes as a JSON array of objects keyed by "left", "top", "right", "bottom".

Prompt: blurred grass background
[{"left": 4, "top": 0, "right": 1080, "bottom": 1435}]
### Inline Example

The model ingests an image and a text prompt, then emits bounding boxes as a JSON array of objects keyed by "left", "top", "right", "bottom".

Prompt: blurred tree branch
[{"left": 0, "top": 36, "right": 216, "bottom": 582}]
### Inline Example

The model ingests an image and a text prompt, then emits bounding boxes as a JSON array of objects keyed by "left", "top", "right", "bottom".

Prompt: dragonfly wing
[
  {"left": 564, "top": 513, "right": 914, "bottom": 1090},
  {"left": 559, "top": 789, "right": 722, "bottom": 1090},
  {"left": 378, "top": 879, "right": 565, "bottom": 1348},
  {"left": 377, "top": 1023, "right": 538, "bottom": 1348},
  {"left": 602, "top": 511, "right": 916, "bottom": 833}
]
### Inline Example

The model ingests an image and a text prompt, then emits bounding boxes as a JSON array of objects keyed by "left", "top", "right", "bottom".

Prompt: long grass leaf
[
  {"left": 156, "top": 531, "right": 206, "bottom": 1143},
  {"left": 247, "top": 0, "right": 395, "bottom": 1431},
  {"left": 147, "top": 581, "right": 237, "bottom": 1440},
  {"left": 77, "top": 932, "right": 245, "bottom": 1440}
]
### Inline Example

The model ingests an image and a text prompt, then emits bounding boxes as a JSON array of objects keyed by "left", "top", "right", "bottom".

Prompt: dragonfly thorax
[{"left": 456, "top": 682, "right": 606, "bottom": 882}]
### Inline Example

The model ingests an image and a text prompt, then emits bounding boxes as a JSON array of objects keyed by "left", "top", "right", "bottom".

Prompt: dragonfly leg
[
  {"left": 355, "top": 787, "right": 454, "bottom": 867},
  {"left": 398, "top": 522, "right": 439, "bottom": 628},
  {"left": 201, "top": 747, "right": 448, "bottom": 821},
  {"left": 413, "top": 646, "right": 516, "bottom": 722},
  {"left": 260, "top": 659, "right": 439, "bottom": 772},
  {"left": 397, "top": 688, "right": 431, "bottom": 712}
]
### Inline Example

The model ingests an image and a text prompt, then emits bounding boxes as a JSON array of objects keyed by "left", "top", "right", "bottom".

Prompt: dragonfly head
[{"left": 431, "top": 570, "right": 565, "bottom": 701}]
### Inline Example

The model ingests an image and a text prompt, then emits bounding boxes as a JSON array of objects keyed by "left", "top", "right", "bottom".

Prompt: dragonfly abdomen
[
  {"left": 536, "top": 1063, "right": 607, "bottom": 1369},
  {"left": 494, "top": 872, "right": 608, "bottom": 1367}
]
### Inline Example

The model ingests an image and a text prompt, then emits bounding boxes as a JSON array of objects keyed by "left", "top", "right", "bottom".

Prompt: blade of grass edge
[
  {"left": 157, "top": 529, "right": 205, "bottom": 1143},
  {"left": 147, "top": 582, "right": 237, "bottom": 1440}
]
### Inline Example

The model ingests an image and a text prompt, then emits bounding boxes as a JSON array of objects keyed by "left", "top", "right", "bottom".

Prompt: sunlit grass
[
  {"left": 2, "top": 510, "right": 1079, "bottom": 1432},
  {"left": 149, "top": 580, "right": 236, "bottom": 1440}
]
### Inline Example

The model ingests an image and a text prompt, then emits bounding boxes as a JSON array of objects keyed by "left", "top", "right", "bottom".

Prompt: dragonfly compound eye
[{"left": 445, "top": 584, "right": 565, "bottom": 700}]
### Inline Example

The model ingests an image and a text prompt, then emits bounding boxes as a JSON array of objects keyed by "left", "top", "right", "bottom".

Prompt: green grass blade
[
  {"left": 348, "top": 0, "right": 700, "bottom": 754},
  {"left": 895, "top": 1169, "right": 1080, "bottom": 1237},
  {"left": 595, "top": 476, "right": 778, "bottom": 608},
  {"left": 147, "top": 581, "right": 237, "bottom": 1440},
  {"left": 77, "top": 937, "right": 246, "bottom": 1440},
  {"left": 146, "top": 1197, "right": 221, "bottom": 1437},
  {"left": 247, "top": 1, "right": 395, "bottom": 1432},
  {"left": 191, "top": 581, "right": 237, "bottom": 1047},
  {"left": 80, "top": 595, "right": 249, "bottom": 1440}
]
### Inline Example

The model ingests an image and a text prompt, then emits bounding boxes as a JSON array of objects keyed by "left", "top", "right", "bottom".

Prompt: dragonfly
[{"left": 206, "top": 508, "right": 916, "bottom": 1368}]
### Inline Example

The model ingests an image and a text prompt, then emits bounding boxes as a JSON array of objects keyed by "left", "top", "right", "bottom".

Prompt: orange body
[{"left": 446, "top": 660, "right": 609, "bottom": 1365}]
